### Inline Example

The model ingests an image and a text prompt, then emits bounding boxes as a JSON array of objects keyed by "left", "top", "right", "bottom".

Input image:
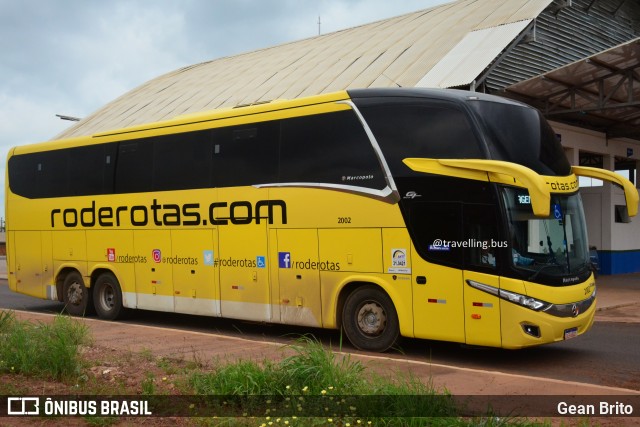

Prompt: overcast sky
[{"left": 0, "top": 0, "right": 449, "bottom": 217}]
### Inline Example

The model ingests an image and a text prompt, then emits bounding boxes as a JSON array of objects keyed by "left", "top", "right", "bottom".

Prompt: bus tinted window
[
  {"left": 409, "top": 201, "right": 464, "bottom": 268},
  {"left": 9, "top": 144, "right": 115, "bottom": 199},
  {"left": 70, "top": 144, "right": 116, "bottom": 196},
  {"left": 463, "top": 203, "right": 500, "bottom": 271},
  {"left": 212, "top": 121, "right": 279, "bottom": 187},
  {"left": 280, "top": 110, "right": 386, "bottom": 189},
  {"left": 469, "top": 101, "right": 571, "bottom": 176},
  {"left": 358, "top": 104, "right": 483, "bottom": 176},
  {"left": 8, "top": 153, "right": 42, "bottom": 198},
  {"left": 154, "top": 130, "right": 213, "bottom": 191},
  {"left": 115, "top": 140, "right": 154, "bottom": 193}
]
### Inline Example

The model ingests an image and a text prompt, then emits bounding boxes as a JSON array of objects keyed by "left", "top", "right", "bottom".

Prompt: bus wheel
[
  {"left": 342, "top": 286, "right": 399, "bottom": 352},
  {"left": 93, "top": 272, "right": 128, "bottom": 320},
  {"left": 62, "top": 271, "right": 93, "bottom": 316}
]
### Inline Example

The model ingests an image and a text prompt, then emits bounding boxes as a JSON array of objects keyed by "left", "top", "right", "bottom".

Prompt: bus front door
[
  {"left": 463, "top": 271, "right": 502, "bottom": 347},
  {"left": 412, "top": 256, "right": 465, "bottom": 343}
]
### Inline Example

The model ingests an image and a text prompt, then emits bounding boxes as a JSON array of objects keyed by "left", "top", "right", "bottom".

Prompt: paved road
[{"left": 1, "top": 278, "right": 638, "bottom": 391}]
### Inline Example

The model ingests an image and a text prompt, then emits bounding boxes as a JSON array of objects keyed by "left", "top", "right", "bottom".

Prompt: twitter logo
[{"left": 203, "top": 250, "right": 214, "bottom": 266}]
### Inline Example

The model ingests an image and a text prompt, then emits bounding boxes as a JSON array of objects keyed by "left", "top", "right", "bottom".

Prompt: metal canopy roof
[{"left": 503, "top": 37, "right": 640, "bottom": 141}]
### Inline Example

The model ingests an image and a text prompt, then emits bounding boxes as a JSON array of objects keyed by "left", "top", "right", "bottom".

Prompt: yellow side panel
[
  {"left": 52, "top": 230, "right": 88, "bottom": 277},
  {"left": 275, "top": 229, "right": 322, "bottom": 326},
  {"left": 382, "top": 228, "right": 414, "bottom": 337},
  {"left": 52, "top": 230, "right": 87, "bottom": 261},
  {"left": 13, "top": 231, "right": 43, "bottom": 298},
  {"left": 40, "top": 231, "right": 53, "bottom": 290},
  {"left": 382, "top": 228, "right": 413, "bottom": 275},
  {"left": 464, "top": 271, "right": 501, "bottom": 347},
  {"left": 411, "top": 250, "right": 465, "bottom": 343},
  {"left": 86, "top": 229, "right": 136, "bottom": 307},
  {"left": 133, "top": 230, "right": 173, "bottom": 311},
  {"left": 218, "top": 188, "right": 271, "bottom": 322},
  {"left": 86, "top": 230, "right": 128, "bottom": 264},
  {"left": 318, "top": 229, "right": 382, "bottom": 273},
  {"left": 268, "top": 187, "right": 405, "bottom": 230},
  {"left": 7, "top": 231, "right": 16, "bottom": 292},
  {"left": 171, "top": 229, "right": 220, "bottom": 316}
]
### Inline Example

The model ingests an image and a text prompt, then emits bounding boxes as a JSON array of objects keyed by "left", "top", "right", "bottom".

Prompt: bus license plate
[{"left": 564, "top": 327, "right": 578, "bottom": 340}]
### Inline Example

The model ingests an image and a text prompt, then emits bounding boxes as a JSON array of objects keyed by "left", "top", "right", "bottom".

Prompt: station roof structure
[
  {"left": 56, "top": 0, "right": 640, "bottom": 141},
  {"left": 504, "top": 37, "right": 640, "bottom": 141}
]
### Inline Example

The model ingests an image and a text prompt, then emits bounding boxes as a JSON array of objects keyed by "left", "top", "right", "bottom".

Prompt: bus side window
[
  {"left": 408, "top": 201, "right": 463, "bottom": 268},
  {"left": 9, "top": 143, "right": 117, "bottom": 198},
  {"left": 212, "top": 121, "right": 279, "bottom": 187},
  {"left": 358, "top": 103, "right": 484, "bottom": 177},
  {"left": 279, "top": 110, "right": 386, "bottom": 189},
  {"left": 115, "top": 141, "right": 154, "bottom": 193},
  {"left": 70, "top": 144, "right": 116, "bottom": 196},
  {"left": 463, "top": 203, "right": 499, "bottom": 270},
  {"left": 153, "top": 130, "right": 213, "bottom": 191}
]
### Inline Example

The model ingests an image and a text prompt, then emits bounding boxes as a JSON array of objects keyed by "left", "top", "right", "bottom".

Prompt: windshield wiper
[
  {"left": 528, "top": 262, "right": 563, "bottom": 281},
  {"left": 546, "top": 235, "right": 557, "bottom": 264}
]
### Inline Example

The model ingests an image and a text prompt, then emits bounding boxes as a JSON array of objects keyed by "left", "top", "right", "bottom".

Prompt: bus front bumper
[{"left": 500, "top": 297, "right": 597, "bottom": 349}]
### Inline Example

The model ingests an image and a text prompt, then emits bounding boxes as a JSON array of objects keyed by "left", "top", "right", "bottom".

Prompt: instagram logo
[{"left": 152, "top": 249, "right": 162, "bottom": 263}]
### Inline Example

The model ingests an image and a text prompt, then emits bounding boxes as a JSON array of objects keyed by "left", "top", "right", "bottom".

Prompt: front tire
[
  {"left": 93, "top": 272, "right": 128, "bottom": 320},
  {"left": 62, "top": 271, "right": 94, "bottom": 316},
  {"left": 342, "top": 285, "right": 399, "bottom": 352}
]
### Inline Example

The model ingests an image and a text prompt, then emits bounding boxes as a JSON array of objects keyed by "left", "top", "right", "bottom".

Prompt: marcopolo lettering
[{"left": 50, "top": 199, "right": 287, "bottom": 228}]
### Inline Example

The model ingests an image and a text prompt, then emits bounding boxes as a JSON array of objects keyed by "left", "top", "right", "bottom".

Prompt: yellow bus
[{"left": 6, "top": 88, "right": 639, "bottom": 351}]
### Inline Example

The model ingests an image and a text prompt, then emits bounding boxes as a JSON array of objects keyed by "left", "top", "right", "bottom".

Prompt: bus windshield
[{"left": 502, "top": 187, "right": 590, "bottom": 282}]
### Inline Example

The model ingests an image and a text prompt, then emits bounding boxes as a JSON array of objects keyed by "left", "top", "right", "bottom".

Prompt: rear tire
[
  {"left": 342, "top": 285, "right": 399, "bottom": 352},
  {"left": 62, "top": 271, "right": 94, "bottom": 316},
  {"left": 93, "top": 272, "right": 128, "bottom": 320}
]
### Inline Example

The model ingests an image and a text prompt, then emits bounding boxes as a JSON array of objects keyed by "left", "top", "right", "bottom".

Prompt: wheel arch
[
  {"left": 90, "top": 266, "right": 116, "bottom": 287},
  {"left": 89, "top": 265, "right": 133, "bottom": 310},
  {"left": 334, "top": 276, "right": 413, "bottom": 338},
  {"left": 55, "top": 265, "right": 85, "bottom": 303}
]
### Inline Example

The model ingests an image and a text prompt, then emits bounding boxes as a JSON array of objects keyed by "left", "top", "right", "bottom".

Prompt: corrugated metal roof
[
  {"left": 56, "top": 0, "right": 553, "bottom": 139},
  {"left": 415, "top": 19, "right": 532, "bottom": 88},
  {"left": 485, "top": 0, "right": 640, "bottom": 92}
]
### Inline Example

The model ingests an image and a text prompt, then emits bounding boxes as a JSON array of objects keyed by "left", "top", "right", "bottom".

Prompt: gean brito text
[{"left": 50, "top": 199, "right": 287, "bottom": 228}]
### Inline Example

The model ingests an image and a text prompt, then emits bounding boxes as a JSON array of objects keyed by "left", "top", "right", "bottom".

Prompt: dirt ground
[{"left": 1, "top": 343, "right": 197, "bottom": 426}]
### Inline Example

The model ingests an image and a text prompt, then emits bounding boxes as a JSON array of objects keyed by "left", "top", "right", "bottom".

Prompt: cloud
[{"left": 0, "top": 0, "right": 448, "bottom": 216}]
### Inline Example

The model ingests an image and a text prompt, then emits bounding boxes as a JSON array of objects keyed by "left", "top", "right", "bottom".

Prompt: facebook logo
[{"left": 278, "top": 252, "right": 291, "bottom": 268}]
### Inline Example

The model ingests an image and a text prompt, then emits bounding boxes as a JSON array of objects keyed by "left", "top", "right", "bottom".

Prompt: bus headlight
[
  {"left": 467, "top": 280, "right": 551, "bottom": 312},
  {"left": 498, "top": 289, "right": 551, "bottom": 311}
]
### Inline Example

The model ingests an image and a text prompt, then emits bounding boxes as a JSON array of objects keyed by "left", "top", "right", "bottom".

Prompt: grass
[
  {"left": 0, "top": 312, "right": 547, "bottom": 426},
  {"left": 187, "top": 335, "right": 540, "bottom": 426},
  {"left": 0, "top": 310, "right": 91, "bottom": 380}
]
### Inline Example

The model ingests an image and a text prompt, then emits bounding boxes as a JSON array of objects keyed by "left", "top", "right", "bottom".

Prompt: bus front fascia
[{"left": 402, "top": 158, "right": 639, "bottom": 219}]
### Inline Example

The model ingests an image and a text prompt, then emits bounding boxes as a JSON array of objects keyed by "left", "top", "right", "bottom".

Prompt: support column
[
  {"left": 597, "top": 155, "right": 616, "bottom": 274},
  {"left": 601, "top": 154, "right": 615, "bottom": 252},
  {"left": 565, "top": 147, "right": 579, "bottom": 166}
]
